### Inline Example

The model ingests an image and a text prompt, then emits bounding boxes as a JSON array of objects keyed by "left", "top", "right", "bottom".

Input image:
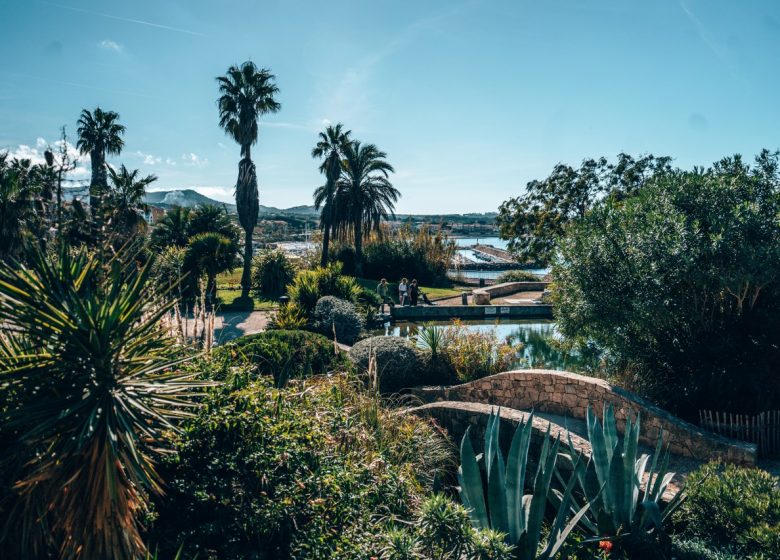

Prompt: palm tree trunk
[
  {"left": 241, "top": 227, "right": 252, "bottom": 298},
  {"left": 354, "top": 214, "right": 363, "bottom": 277},
  {"left": 320, "top": 214, "right": 331, "bottom": 267}
]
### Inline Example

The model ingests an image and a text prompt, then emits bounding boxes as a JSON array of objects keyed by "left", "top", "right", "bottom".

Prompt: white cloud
[
  {"left": 181, "top": 152, "right": 208, "bottom": 167},
  {"left": 321, "top": 118, "right": 332, "bottom": 127},
  {"left": 2, "top": 137, "right": 90, "bottom": 179},
  {"left": 188, "top": 186, "right": 233, "bottom": 203},
  {"left": 98, "top": 39, "right": 123, "bottom": 52},
  {"left": 134, "top": 150, "right": 162, "bottom": 165},
  {"left": 165, "top": 157, "right": 177, "bottom": 166}
]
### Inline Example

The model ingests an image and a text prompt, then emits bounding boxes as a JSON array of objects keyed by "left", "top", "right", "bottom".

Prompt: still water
[
  {"left": 454, "top": 236, "right": 508, "bottom": 249},
  {"left": 371, "top": 319, "right": 587, "bottom": 372}
]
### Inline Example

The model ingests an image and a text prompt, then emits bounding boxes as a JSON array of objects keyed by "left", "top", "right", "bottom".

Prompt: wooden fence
[{"left": 699, "top": 410, "right": 780, "bottom": 458}]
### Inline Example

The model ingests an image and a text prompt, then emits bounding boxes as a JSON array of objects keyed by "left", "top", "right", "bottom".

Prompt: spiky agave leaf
[{"left": 0, "top": 245, "right": 211, "bottom": 559}]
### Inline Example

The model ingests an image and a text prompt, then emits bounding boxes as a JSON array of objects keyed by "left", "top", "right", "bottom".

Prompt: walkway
[{"left": 213, "top": 310, "right": 271, "bottom": 344}]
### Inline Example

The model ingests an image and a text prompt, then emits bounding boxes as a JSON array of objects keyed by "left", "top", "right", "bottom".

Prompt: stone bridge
[{"left": 409, "top": 369, "right": 757, "bottom": 466}]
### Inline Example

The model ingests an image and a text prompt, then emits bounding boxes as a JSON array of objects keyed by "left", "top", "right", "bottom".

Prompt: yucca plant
[
  {"left": 458, "top": 409, "right": 593, "bottom": 559},
  {"left": 417, "top": 323, "right": 446, "bottom": 361},
  {"left": 0, "top": 246, "right": 209, "bottom": 559},
  {"left": 559, "top": 405, "right": 686, "bottom": 550}
]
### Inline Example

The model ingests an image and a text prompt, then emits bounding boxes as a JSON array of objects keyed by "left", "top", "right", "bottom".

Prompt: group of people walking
[{"left": 376, "top": 277, "right": 422, "bottom": 313}]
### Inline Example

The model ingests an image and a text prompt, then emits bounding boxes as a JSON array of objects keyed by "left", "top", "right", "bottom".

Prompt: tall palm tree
[
  {"left": 76, "top": 108, "right": 125, "bottom": 221},
  {"left": 216, "top": 61, "right": 280, "bottom": 298},
  {"left": 312, "top": 123, "right": 351, "bottom": 267},
  {"left": 335, "top": 141, "right": 399, "bottom": 276},
  {"left": 106, "top": 164, "right": 156, "bottom": 237}
]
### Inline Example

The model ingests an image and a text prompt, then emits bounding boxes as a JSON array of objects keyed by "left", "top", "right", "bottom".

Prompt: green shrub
[
  {"left": 148, "top": 374, "right": 452, "bottom": 559},
  {"left": 495, "top": 269, "right": 541, "bottom": 283},
  {"left": 215, "top": 329, "right": 339, "bottom": 384},
  {"left": 268, "top": 302, "right": 307, "bottom": 330},
  {"left": 671, "top": 537, "right": 740, "bottom": 560},
  {"left": 377, "top": 494, "right": 515, "bottom": 560},
  {"left": 313, "top": 296, "right": 364, "bottom": 345},
  {"left": 287, "top": 263, "right": 361, "bottom": 316},
  {"left": 349, "top": 336, "right": 427, "bottom": 393},
  {"left": 673, "top": 461, "right": 780, "bottom": 559},
  {"left": 333, "top": 224, "right": 456, "bottom": 286},
  {"left": 251, "top": 248, "right": 296, "bottom": 298},
  {"left": 553, "top": 154, "right": 780, "bottom": 416}
]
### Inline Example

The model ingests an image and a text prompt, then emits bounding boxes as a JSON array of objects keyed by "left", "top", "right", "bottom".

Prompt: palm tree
[
  {"left": 188, "top": 203, "right": 239, "bottom": 243},
  {"left": 335, "top": 141, "right": 399, "bottom": 276},
  {"left": 216, "top": 62, "right": 280, "bottom": 298},
  {"left": 151, "top": 206, "right": 192, "bottom": 248},
  {"left": 76, "top": 107, "right": 125, "bottom": 222},
  {"left": 106, "top": 164, "right": 156, "bottom": 237},
  {"left": 312, "top": 123, "right": 352, "bottom": 267},
  {"left": 184, "top": 232, "right": 238, "bottom": 303},
  {"left": 0, "top": 154, "right": 38, "bottom": 260}
]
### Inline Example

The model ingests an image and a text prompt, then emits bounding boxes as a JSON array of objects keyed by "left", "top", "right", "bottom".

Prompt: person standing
[
  {"left": 376, "top": 278, "right": 390, "bottom": 313},
  {"left": 409, "top": 279, "right": 419, "bottom": 306},
  {"left": 398, "top": 278, "right": 408, "bottom": 306}
]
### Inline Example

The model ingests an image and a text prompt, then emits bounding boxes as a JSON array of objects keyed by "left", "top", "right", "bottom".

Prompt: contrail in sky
[{"left": 39, "top": 1, "right": 205, "bottom": 36}]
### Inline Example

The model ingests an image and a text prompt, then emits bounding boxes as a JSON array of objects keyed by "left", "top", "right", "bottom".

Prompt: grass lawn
[
  {"left": 357, "top": 278, "right": 460, "bottom": 301},
  {"left": 215, "top": 271, "right": 277, "bottom": 312}
]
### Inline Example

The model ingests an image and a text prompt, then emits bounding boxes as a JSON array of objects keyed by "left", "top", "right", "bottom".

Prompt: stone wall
[
  {"left": 411, "top": 369, "right": 757, "bottom": 465},
  {"left": 391, "top": 304, "right": 553, "bottom": 320}
]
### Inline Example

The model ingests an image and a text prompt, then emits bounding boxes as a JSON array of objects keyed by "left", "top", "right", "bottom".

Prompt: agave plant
[
  {"left": 559, "top": 405, "right": 685, "bottom": 548},
  {"left": 417, "top": 323, "right": 446, "bottom": 361},
  {"left": 0, "top": 246, "right": 209, "bottom": 559},
  {"left": 458, "top": 409, "right": 593, "bottom": 559}
]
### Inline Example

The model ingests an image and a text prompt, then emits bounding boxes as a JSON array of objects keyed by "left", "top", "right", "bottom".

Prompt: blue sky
[{"left": 1, "top": 0, "right": 779, "bottom": 214}]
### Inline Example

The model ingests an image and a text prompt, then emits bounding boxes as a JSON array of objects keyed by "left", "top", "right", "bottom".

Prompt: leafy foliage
[
  {"left": 313, "top": 295, "right": 364, "bottom": 344},
  {"left": 672, "top": 462, "right": 780, "bottom": 559},
  {"left": 214, "top": 329, "right": 340, "bottom": 386},
  {"left": 553, "top": 151, "right": 780, "bottom": 415},
  {"left": 287, "top": 263, "right": 362, "bottom": 316},
  {"left": 377, "top": 494, "right": 515, "bottom": 560},
  {"left": 0, "top": 246, "right": 205, "bottom": 559},
  {"left": 148, "top": 374, "right": 452, "bottom": 559},
  {"left": 77, "top": 107, "right": 125, "bottom": 220},
  {"left": 458, "top": 410, "right": 591, "bottom": 559},
  {"left": 251, "top": 248, "right": 296, "bottom": 298},
  {"left": 437, "top": 321, "right": 522, "bottom": 382},
  {"left": 184, "top": 232, "right": 238, "bottom": 301},
  {"left": 497, "top": 154, "right": 671, "bottom": 264},
  {"left": 0, "top": 153, "right": 49, "bottom": 260},
  {"left": 268, "top": 301, "right": 308, "bottom": 330}
]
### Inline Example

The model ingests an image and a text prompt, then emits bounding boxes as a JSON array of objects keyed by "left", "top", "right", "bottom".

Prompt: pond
[{"left": 370, "top": 319, "right": 590, "bottom": 372}]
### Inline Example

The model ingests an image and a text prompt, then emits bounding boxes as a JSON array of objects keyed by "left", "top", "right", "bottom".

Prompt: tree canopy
[
  {"left": 553, "top": 150, "right": 780, "bottom": 416},
  {"left": 497, "top": 153, "right": 672, "bottom": 264}
]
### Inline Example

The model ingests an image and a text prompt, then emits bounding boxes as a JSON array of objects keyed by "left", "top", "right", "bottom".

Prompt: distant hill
[{"left": 63, "top": 186, "right": 318, "bottom": 216}]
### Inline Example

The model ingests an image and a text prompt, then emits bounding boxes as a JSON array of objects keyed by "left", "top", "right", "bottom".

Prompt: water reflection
[{"left": 372, "top": 319, "right": 589, "bottom": 372}]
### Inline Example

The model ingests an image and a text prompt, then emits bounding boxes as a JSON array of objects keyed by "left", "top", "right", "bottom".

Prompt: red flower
[{"left": 598, "top": 540, "right": 614, "bottom": 553}]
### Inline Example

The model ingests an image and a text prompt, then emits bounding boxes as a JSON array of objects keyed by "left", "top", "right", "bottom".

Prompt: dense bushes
[
  {"left": 349, "top": 336, "right": 427, "bottom": 393},
  {"left": 148, "top": 375, "right": 452, "bottom": 559},
  {"left": 672, "top": 462, "right": 780, "bottom": 559},
  {"left": 333, "top": 224, "right": 455, "bottom": 286},
  {"left": 554, "top": 152, "right": 780, "bottom": 416},
  {"left": 215, "top": 329, "right": 339, "bottom": 384},
  {"left": 312, "top": 296, "right": 363, "bottom": 345},
  {"left": 251, "top": 248, "right": 296, "bottom": 298},
  {"left": 287, "top": 263, "right": 361, "bottom": 315}
]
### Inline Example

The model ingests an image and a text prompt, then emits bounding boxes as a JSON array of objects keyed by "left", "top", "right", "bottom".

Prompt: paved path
[{"left": 213, "top": 310, "right": 271, "bottom": 345}]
